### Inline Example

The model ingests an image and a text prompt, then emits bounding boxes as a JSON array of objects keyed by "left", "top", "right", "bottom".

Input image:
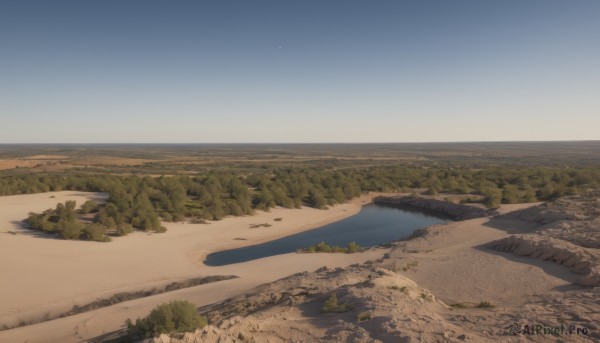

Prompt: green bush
[
  {"left": 303, "top": 241, "right": 363, "bottom": 253},
  {"left": 80, "top": 200, "right": 100, "bottom": 214},
  {"left": 346, "top": 241, "right": 360, "bottom": 253},
  {"left": 57, "top": 220, "right": 84, "bottom": 240},
  {"left": 116, "top": 223, "right": 134, "bottom": 236},
  {"left": 315, "top": 241, "right": 332, "bottom": 253},
  {"left": 126, "top": 300, "right": 207, "bottom": 339},
  {"left": 482, "top": 187, "right": 502, "bottom": 209},
  {"left": 82, "top": 224, "right": 109, "bottom": 242},
  {"left": 322, "top": 293, "right": 351, "bottom": 313}
]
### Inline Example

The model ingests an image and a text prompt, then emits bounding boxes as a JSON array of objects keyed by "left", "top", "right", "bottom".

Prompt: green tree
[
  {"left": 501, "top": 185, "right": 520, "bottom": 204},
  {"left": 54, "top": 201, "right": 84, "bottom": 239},
  {"left": 229, "top": 178, "right": 253, "bottom": 214},
  {"left": 308, "top": 189, "right": 328, "bottom": 209},
  {"left": 482, "top": 187, "right": 502, "bottom": 209},
  {"left": 523, "top": 186, "right": 538, "bottom": 202}
]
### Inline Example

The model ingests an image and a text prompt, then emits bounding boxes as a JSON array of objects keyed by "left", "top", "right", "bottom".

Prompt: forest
[{"left": 8, "top": 164, "right": 600, "bottom": 241}]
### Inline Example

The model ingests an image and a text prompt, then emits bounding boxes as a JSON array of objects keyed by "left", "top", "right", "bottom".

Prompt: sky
[{"left": 1, "top": 0, "right": 599, "bottom": 143}]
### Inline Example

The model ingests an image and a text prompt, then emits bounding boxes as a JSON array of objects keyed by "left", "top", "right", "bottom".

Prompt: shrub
[
  {"left": 346, "top": 241, "right": 361, "bottom": 253},
  {"left": 249, "top": 223, "right": 272, "bottom": 228},
  {"left": 450, "top": 303, "right": 467, "bottom": 308},
  {"left": 125, "top": 300, "right": 207, "bottom": 339},
  {"left": 315, "top": 241, "right": 332, "bottom": 253},
  {"left": 80, "top": 200, "right": 100, "bottom": 214},
  {"left": 389, "top": 285, "right": 408, "bottom": 294},
  {"left": 482, "top": 187, "right": 502, "bottom": 208},
  {"left": 476, "top": 301, "right": 495, "bottom": 308},
  {"left": 57, "top": 220, "right": 84, "bottom": 240},
  {"left": 116, "top": 223, "right": 134, "bottom": 236},
  {"left": 322, "top": 293, "right": 351, "bottom": 313},
  {"left": 357, "top": 311, "right": 371, "bottom": 322},
  {"left": 303, "top": 241, "right": 362, "bottom": 253},
  {"left": 82, "top": 224, "right": 108, "bottom": 242},
  {"left": 161, "top": 212, "right": 173, "bottom": 222}
]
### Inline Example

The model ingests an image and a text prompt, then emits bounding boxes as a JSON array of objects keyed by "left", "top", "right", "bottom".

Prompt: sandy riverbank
[
  {"left": 0, "top": 191, "right": 384, "bottom": 342},
  {"left": 132, "top": 200, "right": 599, "bottom": 342}
]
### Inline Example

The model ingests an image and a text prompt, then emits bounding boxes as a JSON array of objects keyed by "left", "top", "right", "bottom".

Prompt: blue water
[{"left": 203, "top": 203, "right": 450, "bottom": 266}]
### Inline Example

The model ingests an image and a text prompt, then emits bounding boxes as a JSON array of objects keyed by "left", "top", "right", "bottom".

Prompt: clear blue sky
[{"left": 1, "top": 0, "right": 598, "bottom": 143}]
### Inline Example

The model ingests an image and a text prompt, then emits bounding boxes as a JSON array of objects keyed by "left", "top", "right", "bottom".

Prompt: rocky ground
[
  {"left": 143, "top": 191, "right": 600, "bottom": 343},
  {"left": 145, "top": 265, "right": 490, "bottom": 343},
  {"left": 373, "top": 195, "right": 497, "bottom": 220},
  {"left": 488, "top": 190, "right": 600, "bottom": 287}
]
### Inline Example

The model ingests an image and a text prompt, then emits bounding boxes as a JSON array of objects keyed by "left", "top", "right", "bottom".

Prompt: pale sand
[
  {"left": 383, "top": 203, "right": 577, "bottom": 305},
  {"left": 0, "top": 191, "right": 383, "bottom": 342}
]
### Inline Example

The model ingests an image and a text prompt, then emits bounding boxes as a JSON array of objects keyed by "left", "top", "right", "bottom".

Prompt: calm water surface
[{"left": 204, "top": 203, "right": 450, "bottom": 266}]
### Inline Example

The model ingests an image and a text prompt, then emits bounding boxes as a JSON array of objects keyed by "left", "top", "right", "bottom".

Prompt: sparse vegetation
[
  {"left": 302, "top": 241, "right": 362, "bottom": 253},
  {"left": 476, "top": 301, "right": 495, "bottom": 308},
  {"left": 389, "top": 285, "right": 408, "bottom": 294},
  {"left": 450, "top": 303, "right": 468, "bottom": 309},
  {"left": 401, "top": 261, "right": 419, "bottom": 272},
  {"left": 249, "top": 223, "right": 272, "bottom": 228}
]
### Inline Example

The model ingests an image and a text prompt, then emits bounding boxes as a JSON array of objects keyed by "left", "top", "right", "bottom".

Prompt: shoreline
[
  {"left": 0, "top": 193, "right": 566, "bottom": 343},
  {"left": 191, "top": 192, "right": 378, "bottom": 265},
  {"left": 0, "top": 191, "right": 383, "bottom": 330}
]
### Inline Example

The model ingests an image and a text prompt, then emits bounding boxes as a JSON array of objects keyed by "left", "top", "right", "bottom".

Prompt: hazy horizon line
[{"left": 0, "top": 140, "right": 598, "bottom": 145}]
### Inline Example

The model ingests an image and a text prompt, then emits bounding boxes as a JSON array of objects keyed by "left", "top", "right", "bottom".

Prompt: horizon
[
  {"left": 1, "top": 139, "right": 599, "bottom": 145},
  {"left": 1, "top": 1, "right": 599, "bottom": 143}
]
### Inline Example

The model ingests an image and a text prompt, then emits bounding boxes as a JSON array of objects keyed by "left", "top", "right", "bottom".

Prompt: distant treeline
[{"left": 6, "top": 166, "right": 600, "bottom": 241}]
